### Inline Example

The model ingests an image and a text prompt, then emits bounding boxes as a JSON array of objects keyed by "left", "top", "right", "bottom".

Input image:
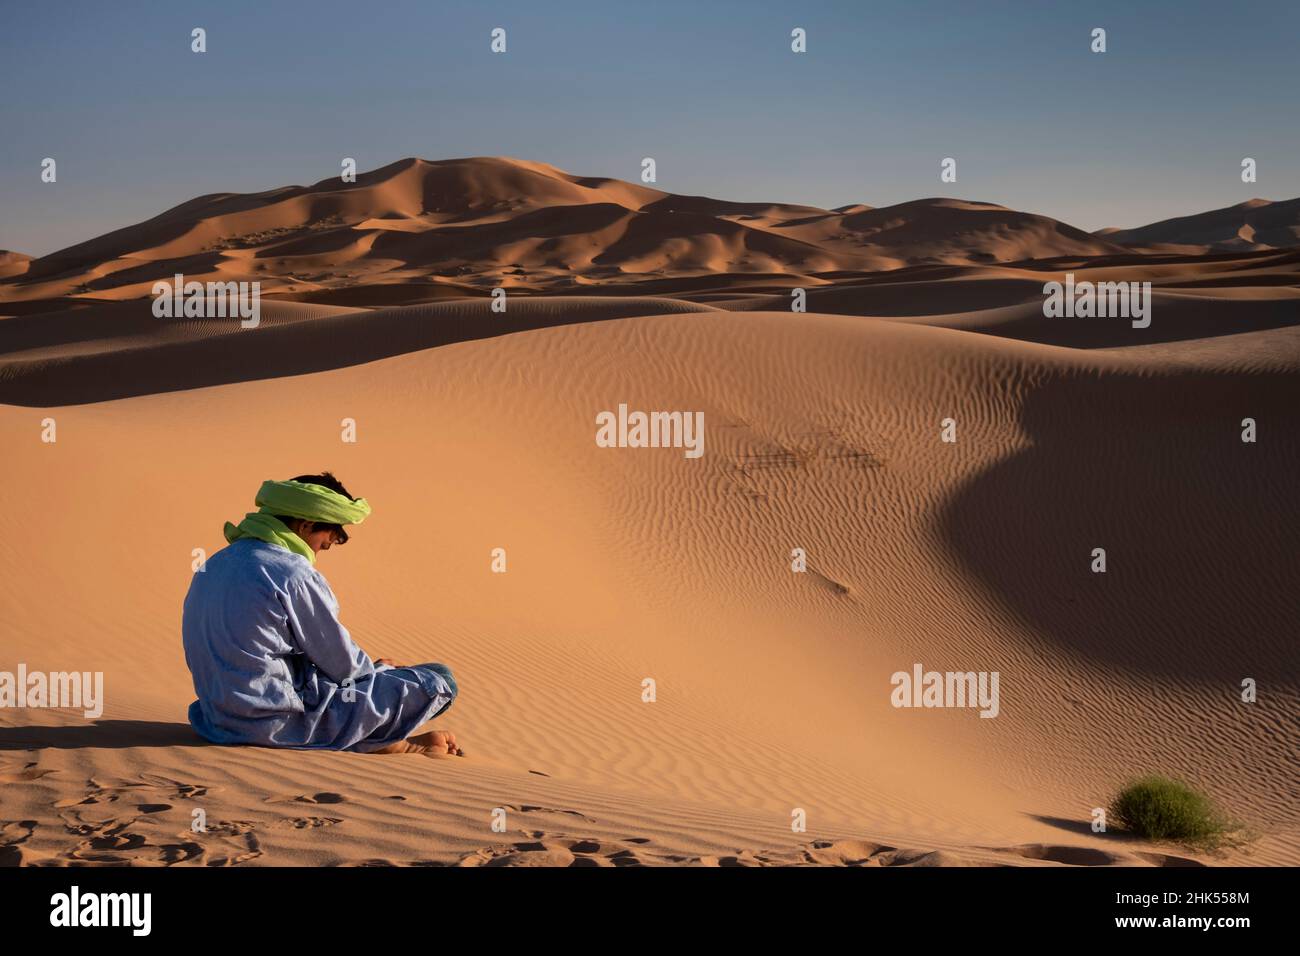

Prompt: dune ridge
[
  {"left": 1099, "top": 197, "right": 1300, "bottom": 254},
  {"left": 3, "top": 157, "right": 1152, "bottom": 308}
]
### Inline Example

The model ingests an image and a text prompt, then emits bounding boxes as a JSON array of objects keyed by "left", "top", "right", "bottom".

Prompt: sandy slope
[
  {"left": 1, "top": 301, "right": 1296, "bottom": 866},
  {"left": 0, "top": 252, "right": 31, "bottom": 283},
  {"left": 4, "top": 247, "right": 1299, "bottom": 405},
  {"left": 1100, "top": 198, "right": 1300, "bottom": 254}
]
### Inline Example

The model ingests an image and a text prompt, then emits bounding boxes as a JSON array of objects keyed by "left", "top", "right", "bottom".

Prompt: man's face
[{"left": 289, "top": 520, "right": 346, "bottom": 555}]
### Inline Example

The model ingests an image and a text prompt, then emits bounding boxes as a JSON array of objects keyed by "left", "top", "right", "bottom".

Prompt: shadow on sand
[
  {"left": 0, "top": 720, "right": 208, "bottom": 750},
  {"left": 937, "top": 365, "right": 1300, "bottom": 680}
]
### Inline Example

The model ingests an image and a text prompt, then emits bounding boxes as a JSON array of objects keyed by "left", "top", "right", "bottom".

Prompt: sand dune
[
  {"left": 0, "top": 251, "right": 31, "bottom": 283},
  {"left": 0, "top": 296, "right": 718, "bottom": 405},
  {"left": 1100, "top": 197, "right": 1300, "bottom": 254},
  {"left": 1, "top": 159, "right": 1297, "bottom": 867},
  {"left": 1, "top": 303, "right": 1297, "bottom": 866},
  {"left": 6, "top": 254, "right": 1298, "bottom": 406},
  {"left": 782, "top": 197, "right": 1129, "bottom": 265},
  {"left": 2, "top": 157, "right": 1150, "bottom": 309}
]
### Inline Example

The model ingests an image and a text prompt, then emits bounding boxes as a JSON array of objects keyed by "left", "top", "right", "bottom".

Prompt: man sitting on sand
[{"left": 182, "top": 473, "right": 462, "bottom": 757}]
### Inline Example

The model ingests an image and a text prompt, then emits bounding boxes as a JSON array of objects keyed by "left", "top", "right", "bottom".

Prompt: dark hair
[{"left": 275, "top": 471, "right": 357, "bottom": 544}]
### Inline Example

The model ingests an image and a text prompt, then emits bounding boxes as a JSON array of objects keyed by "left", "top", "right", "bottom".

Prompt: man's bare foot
[
  {"left": 411, "top": 730, "right": 463, "bottom": 756},
  {"left": 371, "top": 730, "right": 463, "bottom": 757}
]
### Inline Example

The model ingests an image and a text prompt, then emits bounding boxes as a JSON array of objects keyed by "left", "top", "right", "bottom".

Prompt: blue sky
[{"left": 2, "top": 0, "right": 1297, "bottom": 256}]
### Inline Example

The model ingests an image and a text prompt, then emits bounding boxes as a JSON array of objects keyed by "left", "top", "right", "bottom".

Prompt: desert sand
[{"left": 1, "top": 159, "right": 1296, "bottom": 867}]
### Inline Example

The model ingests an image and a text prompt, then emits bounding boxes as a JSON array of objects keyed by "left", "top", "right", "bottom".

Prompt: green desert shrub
[{"left": 1109, "top": 775, "right": 1240, "bottom": 848}]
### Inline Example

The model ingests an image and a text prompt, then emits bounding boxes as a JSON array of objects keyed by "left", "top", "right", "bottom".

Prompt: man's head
[{"left": 274, "top": 472, "right": 358, "bottom": 555}]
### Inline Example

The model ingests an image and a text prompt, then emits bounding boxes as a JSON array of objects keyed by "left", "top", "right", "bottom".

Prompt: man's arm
[{"left": 281, "top": 572, "right": 376, "bottom": 684}]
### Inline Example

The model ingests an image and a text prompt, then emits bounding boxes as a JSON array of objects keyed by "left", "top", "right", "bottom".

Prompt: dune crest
[{"left": 1100, "top": 197, "right": 1300, "bottom": 253}]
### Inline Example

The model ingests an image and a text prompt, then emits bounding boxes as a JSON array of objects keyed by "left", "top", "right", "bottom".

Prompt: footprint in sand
[
  {"left": 47, "top": 773, "right": 266, "bottom": 866},
  {"left": 1134, "top": 850, "right": 1206, "bottom": 867},
  {"left": 55, "top": 806, "right": 208, "bottom": 866},
  {"left": 267, "top": 791, "right": 348, "bottom": 805},
  {"left": 204, "top": 820, "right": 257, "bottom": 835},
  {"left": 997, "top": 843, "right": 1129, "bottom": 867},
  {"left": 54, "top": 774, "right": 211, "bottom": 809},
  {"left": 0, "top": 760, "right": 59, "bottom": 784},
  {"left": 202, "top": 831, "right": 263, "bottom": 866},
  {"left": 456, "top": 836, "right": 651, "bottom": 868},
  {"left": 139, "top": 774, "right": 210, "bottom": 799},
  {"left": 995, "top": 843, "right": 1205, "bottom": 867},
  {"left": 503, "top": 803, "right": 596, "bottom": 823},
  {"left": 336, "top": 858, "right": 398, "bottom": 867},
  {"left": 54, "top": 803, "right": 204, "bottom": 866},
  {"left": 0, "top": 820, "right": 39, "bottom": 866},
  {"left": 272, "top": 816, "right": 344, "bottom": 830},
  {"left": 799, "top": 839, "right": 970, "bottom": 867},
  {"left": 162, "top": 818, "right": 264, "bottom": 866},
  {"left": 330, "top": 858, "right": 452, "bottom": 867}
]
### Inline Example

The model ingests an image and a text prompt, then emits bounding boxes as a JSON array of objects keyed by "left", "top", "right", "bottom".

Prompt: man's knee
[{"left": 421, "top": 663, "right": 457, "bottom": 700}]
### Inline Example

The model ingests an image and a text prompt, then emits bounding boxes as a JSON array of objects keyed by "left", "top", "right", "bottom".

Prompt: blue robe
[{"left": 182, "top": 537, "right": 456, "bottom": 752}]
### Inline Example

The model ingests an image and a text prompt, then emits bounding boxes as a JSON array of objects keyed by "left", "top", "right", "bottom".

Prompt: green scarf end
[{"left": 224, "top": 513, "right": 316, "bottom": 563}]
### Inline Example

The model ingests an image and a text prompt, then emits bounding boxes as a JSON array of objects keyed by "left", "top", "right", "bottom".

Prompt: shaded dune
[
  {"left": 902, "top": 293, "right": 1300, "bottom": 348},
  {"left": 1102, "top": 198, "right": 1300, "bottom": 252},
  {"left": 4, "top": 277, "right": 1299, "bottom": 403},
  {"left": 0, "top": 296, "right": 718, "bottom": 405},
  {"left": 822, "top": 197, "right": 1129, "bottom": 261},
  {"left": 0, "top": 251, "right": 32, "bottom": 281},
  {"left": 938, "top": 365, "right": 1300, "bottom": 681},
  {"left": 0, "top": 299, "right": 362, "bottom": 361}
]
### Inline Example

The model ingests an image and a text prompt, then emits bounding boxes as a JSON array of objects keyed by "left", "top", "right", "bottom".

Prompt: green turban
[{"left": 224, "top": 479, "right": 371, "bottom": 564}]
